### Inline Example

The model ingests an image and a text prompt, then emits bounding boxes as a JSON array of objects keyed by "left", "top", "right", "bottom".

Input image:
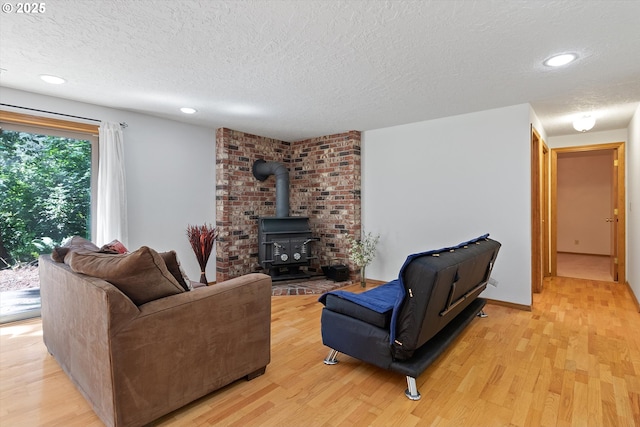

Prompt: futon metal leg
[
  {"left": 324, "top": 349, "right": 339, "bottom": 365},
  {"left": 405, "top": 376, "right": 421, "bottom": 400},
  {"left": 478, "top": 310, "right": 488, "bottom": 318}
]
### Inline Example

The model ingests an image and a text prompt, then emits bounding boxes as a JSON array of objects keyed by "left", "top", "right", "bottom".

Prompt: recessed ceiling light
[
  {"left": 180, "top": 107, "right": 197, "bottom": 114},
  {"left": 40, "top": 74, "right": 66, "bottom": 84},
  {"left": 543, "top": 53, "right": 578, "bottom": 67}
]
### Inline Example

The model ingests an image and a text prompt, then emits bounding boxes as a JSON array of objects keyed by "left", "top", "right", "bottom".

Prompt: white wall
[
  {"left": 628, "top": 105, "right": 640, "bottom": 302},
  {"left": 362, "top": 104, "right": 532, "bottom": 306},
  {"left": 0, "top": 88, "right": 217, "bottom": 281},
  {"left": 547, "top": 129, "right": 627, "bottom": 149}
]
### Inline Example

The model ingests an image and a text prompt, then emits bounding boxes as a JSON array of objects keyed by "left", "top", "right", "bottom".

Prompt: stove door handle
[{"left": 262, "top": 241, "right": 283, "bottom": 248}]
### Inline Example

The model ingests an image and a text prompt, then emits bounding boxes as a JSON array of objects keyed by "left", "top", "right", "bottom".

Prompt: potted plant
[
  {"left": 346, "top": 231, "right": 380, "bottom": 287},
  {"left": 186, "top": 224, "right": 219, "bottom": 284}
]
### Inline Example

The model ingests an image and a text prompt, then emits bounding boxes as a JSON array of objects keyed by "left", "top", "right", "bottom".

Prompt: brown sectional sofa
[{"left": 39, "top": 253, "right": 272, "bottom": 427}]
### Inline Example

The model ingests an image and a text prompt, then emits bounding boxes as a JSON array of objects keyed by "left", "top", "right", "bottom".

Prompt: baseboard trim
[
  {"left": 624, "top": 281, "right": 640, "bottom": 313},
  {"left": 365, "top": 278, "right": 387, "bottom": 286},
  {"left": 485, "top": 298, "right": 532, "bottom": 312}
]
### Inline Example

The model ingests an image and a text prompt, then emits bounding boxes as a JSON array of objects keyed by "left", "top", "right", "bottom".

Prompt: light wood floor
[
  {"left": 557, "top": 252, "right": 614, "bottom": 282},
  {"left": 1, "top": 277, "right": 639, "bottom": 427}
]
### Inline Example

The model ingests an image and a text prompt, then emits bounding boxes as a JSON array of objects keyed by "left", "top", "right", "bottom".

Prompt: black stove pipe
[{"left": 252, "top": 159, "right": 289, "bottom": 218}]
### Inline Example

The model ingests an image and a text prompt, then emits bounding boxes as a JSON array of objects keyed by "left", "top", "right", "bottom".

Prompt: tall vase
[
  {"left": 199, "top": 271, "right": 208, "bottom": 285},
  {"left": 360, "top": 266, "right": 366, "bottom": 288}
]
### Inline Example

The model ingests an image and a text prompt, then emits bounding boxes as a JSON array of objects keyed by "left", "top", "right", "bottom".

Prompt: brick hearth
[{"left": 271, "top": 277, "right": 353, "bottom": 296}]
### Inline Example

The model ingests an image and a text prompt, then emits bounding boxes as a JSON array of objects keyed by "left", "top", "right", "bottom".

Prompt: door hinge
[
  {"left": 614, "top": 257, "right": 618, "bottom": 265},
  {"left": 614, "top": 159, "right": 619, "bottom": 167},
  {"left": 614, "top": 208, "right": 618, "bottom": 215}
]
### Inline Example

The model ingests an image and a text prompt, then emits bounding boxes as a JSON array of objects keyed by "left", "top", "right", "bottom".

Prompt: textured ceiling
[{"left": 1, "top": 0, "right": 639, "bottom": 141}]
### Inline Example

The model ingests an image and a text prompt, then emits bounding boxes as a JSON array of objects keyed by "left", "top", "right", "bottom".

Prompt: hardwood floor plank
[
  {"left": 629, "top": 391, "right": 640, "bottom": 426},
  {"left": 586, "top": 376, "right": 603, "bottom": 426},
  {"left": 556, "top": 370, "right": 575, "bottom": 426},
  {"left": 613, "top": 376, "right": 634, "bottom": 422},
  {"left": 343, "top": 401, "right": 379, "bottom": 426},
  {"left": 509, "top": 389, "right": 534, "bottom": 426},
  {"left": 572, "top": 380, "right": 589, "bottom": 426}
]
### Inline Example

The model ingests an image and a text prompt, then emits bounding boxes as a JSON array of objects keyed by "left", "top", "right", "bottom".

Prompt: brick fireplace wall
[
  {"left": 215, "top": 127, "right": 361, "bottom": 283},
  {"left": 290, "top": 131, "right": 362, "bottom": 274}
]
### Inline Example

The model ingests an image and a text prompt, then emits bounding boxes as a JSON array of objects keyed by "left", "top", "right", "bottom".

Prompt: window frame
[{"left": 0, "top": 110, "right": 100, "bottom": 239}]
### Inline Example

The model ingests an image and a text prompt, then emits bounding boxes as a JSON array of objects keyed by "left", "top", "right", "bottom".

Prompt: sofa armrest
[
  {"left": 321, "top": 308, "right": 394, "bottom": 370},
  {"left": 39, "top": 255, "right": 140, "bottom": 426},
  {"left": 108, "top": 273, "right": 272, "bottom": 427}
]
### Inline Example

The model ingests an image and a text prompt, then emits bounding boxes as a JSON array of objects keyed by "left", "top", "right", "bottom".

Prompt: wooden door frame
[
  {"left": 611, "top": 149, "right": 619, "bottom": 281},
  {"left": 531, "top": 126, "right": 549, "bottom": 294},
  {"left": 550, "top": 142, "right": 626, "bottom": 283},
  {"left": 543, "top": 144, "right": 550, "bottom": 278}
]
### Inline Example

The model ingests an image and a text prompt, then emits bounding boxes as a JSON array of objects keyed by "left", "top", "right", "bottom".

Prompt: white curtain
[{"left": 96, "top": 122, "right": 128, "bottom": 247}]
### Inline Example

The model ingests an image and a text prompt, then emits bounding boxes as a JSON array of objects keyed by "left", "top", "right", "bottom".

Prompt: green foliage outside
[{"left": 0, "top": 130, "right": 91, "bottom": 268}]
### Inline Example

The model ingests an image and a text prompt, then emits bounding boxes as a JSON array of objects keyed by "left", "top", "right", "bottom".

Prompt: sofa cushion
[
  {"left": 324, "top": 294, "right": 391, "bottom": 328},
  {"left": 51, "top": 235, "right": 100, "bottom": 263},
  {"left": 67, "top": 246, "right": 185, "bottom": 305},
  {"left": 159, "top": 250, "right": 191, "bottom": 292}
]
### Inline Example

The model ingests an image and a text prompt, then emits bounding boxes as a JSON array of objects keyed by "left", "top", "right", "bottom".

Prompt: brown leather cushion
[
  {"left": 67, "top": 246, "right": 185, "bottom": 305},
  {"left": 51, "top": 236, "right": 100, "bottom": 263},
  {"left": 159, "top": 250, "right": 191, "bottom": 292}
]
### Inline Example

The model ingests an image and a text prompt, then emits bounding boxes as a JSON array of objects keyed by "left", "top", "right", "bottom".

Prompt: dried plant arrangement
[{"left": 186, "top": 224, "right": 219, "bottom": 284}]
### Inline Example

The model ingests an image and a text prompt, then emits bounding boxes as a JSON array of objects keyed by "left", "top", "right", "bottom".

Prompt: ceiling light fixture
[
  {"left": 573, "top": 115, "right": 595, "bottom": 132},
  {"left": 180, "top": 107, "right": 197, "bottom": 114},
  {"left": 40, "top": 74, "right": 66, "bottom": 84},
  {"left": 543, "top": 53, "right": 578, "bottom": 67}
]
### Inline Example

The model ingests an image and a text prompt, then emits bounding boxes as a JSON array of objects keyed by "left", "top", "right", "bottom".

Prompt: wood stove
[
  {"left": 252, "top": 159, "right": 319, "bottom": 280},
  {"left": 258, "top": 216, "right": 318, "bottom": 280}
]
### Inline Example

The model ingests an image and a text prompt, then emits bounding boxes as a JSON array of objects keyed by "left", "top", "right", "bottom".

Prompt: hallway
[{"left": 556, "top": 252, "right": 613, "bottom": 282}]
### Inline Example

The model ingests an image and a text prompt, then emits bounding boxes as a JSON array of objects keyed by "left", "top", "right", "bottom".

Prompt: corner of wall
[{"left": 529, "top": 105, "right": 548, "bottom": 143}]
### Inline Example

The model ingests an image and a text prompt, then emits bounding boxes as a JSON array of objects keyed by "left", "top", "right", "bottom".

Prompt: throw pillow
[
  {"left": 67, "top": 246, "right": 185, "bottom": 305},
  {"left": 51, "top": 235, "right": 100, "bottom": 263},
  {"left": 159, "top": 251, "right": 192, "bottom": 292},
  {"left": 99, "top": 239, "right": 128, "bottom": 254}
]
